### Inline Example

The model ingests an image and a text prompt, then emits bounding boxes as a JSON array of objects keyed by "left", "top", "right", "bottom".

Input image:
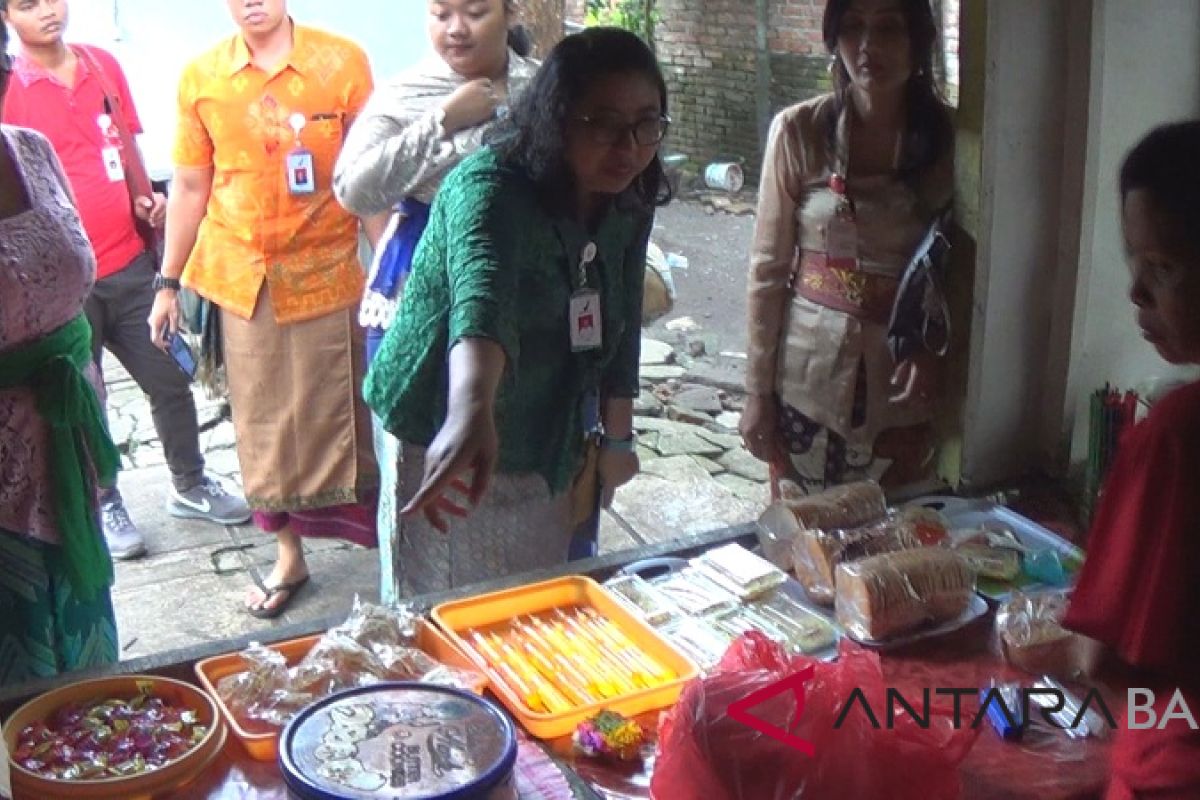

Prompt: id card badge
[
  {"left": 285, "top": 113, "right": 316, "bottom": 195},
  {"left": 825, "top": 213, "right": 859, "bottom": 271},
  {"left": 286, "top": 148, "right": 316, "bottom": 195},
  {"left": 569, "top": 289, "right": 603, "bottom": 352},
  {"left": 101, "top": 146, "right": 125, "bottom": 182}
]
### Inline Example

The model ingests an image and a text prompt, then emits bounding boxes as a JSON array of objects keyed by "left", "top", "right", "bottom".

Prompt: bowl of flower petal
[{"left": 3, "top": 674, "right": 226, "bottom": 799}]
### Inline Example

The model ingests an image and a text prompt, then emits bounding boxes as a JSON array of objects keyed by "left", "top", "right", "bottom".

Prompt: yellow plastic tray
[
  {"left": 432, "top": 575, "right": 699, "bottom": 739},
  {"left": 194, "top": 619, "right": 482, "bottom": 761}
]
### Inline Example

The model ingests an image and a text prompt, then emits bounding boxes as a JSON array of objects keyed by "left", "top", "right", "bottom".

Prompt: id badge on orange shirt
[
  {"left": 826, "top": 214, "right": 859, "bottom": 271},
  {"left": 286, "top": 148, "right": 316, "bottom": 195},
  {"left": 570, "top": 289, "right": 603, "bottom": 352}
]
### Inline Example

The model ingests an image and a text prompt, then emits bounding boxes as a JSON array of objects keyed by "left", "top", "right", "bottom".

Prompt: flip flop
[{"left": 246, "top": 574, "right": 310, "bottom": 620}]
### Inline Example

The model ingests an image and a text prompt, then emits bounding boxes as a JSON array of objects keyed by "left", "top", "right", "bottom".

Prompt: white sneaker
[
  {"left": 100, "top": 497, "right": 147, "bottom": 561},
  {"left": 167, "top": 475, "right": 252, "bottom": 525}
]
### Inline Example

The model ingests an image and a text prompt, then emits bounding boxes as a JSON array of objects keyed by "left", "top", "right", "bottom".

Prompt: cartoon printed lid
[{"left": 279, "top": 682, "right": 518, "bottom": 800}]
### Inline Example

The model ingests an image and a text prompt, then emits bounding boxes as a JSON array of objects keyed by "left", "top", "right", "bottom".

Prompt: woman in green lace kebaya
[{"left": 364, "top": 28, "right": 672, "bottom": 594}]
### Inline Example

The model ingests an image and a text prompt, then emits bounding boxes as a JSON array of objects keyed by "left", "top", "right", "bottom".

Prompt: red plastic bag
[{"left": 652, "top": 632, "right": 978, "bottom": 800}]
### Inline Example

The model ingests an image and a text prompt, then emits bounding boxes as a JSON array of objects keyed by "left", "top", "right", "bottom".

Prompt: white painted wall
[
  {"left": 959, "top": 0, "right": 1070, "bottom": 487},
  {"left": 1060, "top": 0, "right": 1200, "bottom": 463},
  {"left": 60, "top": 0, "right": 431, "bottom": 175}
]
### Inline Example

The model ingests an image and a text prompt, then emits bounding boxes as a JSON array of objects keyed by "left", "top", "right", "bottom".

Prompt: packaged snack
[
  {"left": 835, "top": 548, "right": 975, "bottom": 642},
  {"left": 709, "top": 602, "right": 837, "bottom": 656},
  {"left": 897, "top": 506, "right": 950, "bottom": 546},
  {"left": 693, "top": 543, "right": 788, "bottom": 599},
  {"left": 751, "top": 591, "right": 840, "bottom": 654},
  {"left": 778, "top": 480, "right": 887, "bottom": 531},
  {"left": 952, "top": 528, "right": 1023, "bottom": 581},
  {"left": 996, "top": 591, "right": 1084, "bottom": 676},
  {"left": 793, "top": 515, "right": 923, "bottom": 605},
  {"left": 603, "top": 574, "right": 680, "bottom": 625},
  {"left": 650, "top": 568, "right": 740, "bottom": 617},
  {"left": 656, "top": 617, "right": 736, "bottom": 668}
]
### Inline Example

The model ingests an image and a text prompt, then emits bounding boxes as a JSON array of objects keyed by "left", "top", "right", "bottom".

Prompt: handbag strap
[{"left": 73, "top": 45, "right": 154, "bottom": 201}]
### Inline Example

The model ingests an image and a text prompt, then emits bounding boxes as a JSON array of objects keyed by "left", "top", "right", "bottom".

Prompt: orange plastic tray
[
  {"left": 193, "top": 619, "right": 483, "bottom": 761},
  {"left": 432, "top": 575, "right": 699, "bottom": 739}
]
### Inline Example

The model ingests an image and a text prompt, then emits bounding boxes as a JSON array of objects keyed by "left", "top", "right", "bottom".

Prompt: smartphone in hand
[{"left": 165, "top": 330, "right": 198, "bottom": 381}]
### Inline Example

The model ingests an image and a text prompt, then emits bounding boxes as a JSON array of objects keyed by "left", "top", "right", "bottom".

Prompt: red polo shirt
[{"left": 1, "top": 45, "right": 146, "bottom": 279}]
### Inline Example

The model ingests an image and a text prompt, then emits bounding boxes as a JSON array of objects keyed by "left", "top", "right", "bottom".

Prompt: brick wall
[{"left": 656, "top": 0, "right": 831, "bottom": 182}]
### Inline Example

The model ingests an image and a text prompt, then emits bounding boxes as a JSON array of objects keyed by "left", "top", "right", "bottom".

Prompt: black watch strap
[{"left": 153, "top": 274, "right": 182, "bottom": 292}]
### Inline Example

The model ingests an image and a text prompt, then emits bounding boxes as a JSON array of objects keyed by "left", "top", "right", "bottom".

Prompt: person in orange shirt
[{"left": 148, "top": 0, "right": 382, "bottom": 618}]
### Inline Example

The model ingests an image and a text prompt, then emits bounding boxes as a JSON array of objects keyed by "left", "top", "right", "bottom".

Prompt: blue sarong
[{"left": 365, "top": 198, "right": 432, "bottom": 364}]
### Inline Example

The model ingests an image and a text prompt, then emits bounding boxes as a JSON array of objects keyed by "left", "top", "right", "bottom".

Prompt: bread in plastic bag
[
  {"left": 778, "top": 479, "right": 887, "bottom": 530},
  {"left": 995, "top": 590, "right": 1086, "bottom": 677},
  {"left": 835, "top": 548, "right": 974, "bottom": 642},
  {"left": 651, "top": 631, "right": 977, "bottom": 800},
  {"left": 792, "top": 513, "right": 923, "bottom": 605}
]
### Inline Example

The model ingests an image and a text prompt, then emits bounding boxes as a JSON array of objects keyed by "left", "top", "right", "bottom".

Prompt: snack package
[
  {"left": 835, "top": 548, "right": 975, "bottom": 643},
  {"left": 995, "top": 591, "right": 1084, "bottom": 676},
  {"left": 216, "top": 598, "right": 483, "bottom": 728},
  {"left": 751, "top": 590, "right": 840, "bottom": 654},
  {"left": 897, "top": 506, "right": 951, "bottom": 546},
  {"left": 792, "top": 514, "right": 923, "bottom": 606},
  {"left": 693, "top": 543, "right": 787, "bottom": 599},
  {"left": 650, "top": 568, "right": 740, "bottom": 617},
  {"left": 708, "top": 600, "right": 837, "bottom": 656},
  {"left": 756, "top": 502, "right": 804, "bottom": 571},
  {"left": 952, "top": 527, "right": 1024, "bottom": 581},
  {"left": 778, "top": 479, "right": 887, "bottom": 530},
  {"left": 652, "top": 633, "right": 977, "bottom": 800},
  {"left": 603, "top": 574, "right": 680, "bottom": 626},
  {"left": 656, "top": 616, "right": 736, "bottom": 669}
]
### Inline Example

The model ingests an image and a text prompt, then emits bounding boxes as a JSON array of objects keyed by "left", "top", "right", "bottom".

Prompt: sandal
[{"left": 245, "top": 574, "right": 310, "bottom": 620}]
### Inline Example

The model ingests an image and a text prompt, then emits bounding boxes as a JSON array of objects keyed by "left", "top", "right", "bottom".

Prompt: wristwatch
[
  {"left": 152, "top": 274, "right": 181, "bottom": 292},
  {"left": 600, "top": 433, "right": 638, "bottom": 453}
]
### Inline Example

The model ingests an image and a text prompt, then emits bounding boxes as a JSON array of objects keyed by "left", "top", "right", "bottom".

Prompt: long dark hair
[
  {"left": 822, "top": 0, "right": 953, "bottom": 182},
  {"left": 488, "top": 26, "right": 672, "bottom": 214},
  {"left": 1120, "top": 121, "right": 1200, "bottom": 257}
]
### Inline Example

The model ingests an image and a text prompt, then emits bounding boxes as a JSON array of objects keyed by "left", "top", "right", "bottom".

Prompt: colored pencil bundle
[
  {"left": 1084, "top": 385, "right": 1139, "bottom": 522},
  {"left": 462, "top": 606, "right": 676, "bottom": 714}
]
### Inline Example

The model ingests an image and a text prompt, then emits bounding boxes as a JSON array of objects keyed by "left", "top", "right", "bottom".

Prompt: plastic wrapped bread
[
  {"left": 792, "top": 515, "right": 923, "bottom": 605},
  {"left": 835, "top": 548, "right": 974, "bottom": 642},
  {"left": 778, "top": 480, "right": 887, "bottom": 531}
]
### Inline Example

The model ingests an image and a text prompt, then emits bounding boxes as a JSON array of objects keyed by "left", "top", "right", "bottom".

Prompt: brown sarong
[{"left": 221, "top": 289, "right": 377, "bottom": 513}]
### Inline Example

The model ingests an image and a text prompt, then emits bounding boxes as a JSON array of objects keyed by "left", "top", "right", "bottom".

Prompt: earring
[{"left": 828, "top": 55, "right": 838, "bottom": 74}]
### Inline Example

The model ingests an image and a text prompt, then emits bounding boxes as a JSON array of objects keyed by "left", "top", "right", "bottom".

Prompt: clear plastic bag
[
  {"left": 777, "top": 479, "right": 887, "bottom": 530},
  {"left": 215, "top": 597, "right": 483, "bottom": 728},
  {"left": 994, "top": 590, "right": 1084, "bottom": 677},
  {"left": 792, "top": 513, "right": 923, "bottom": 606},
  {"left": 652, "top": 632, "right": 978, "bottom": 800},
  {"left": 835, "top": 548, "right": 975, "bottom": 642}
]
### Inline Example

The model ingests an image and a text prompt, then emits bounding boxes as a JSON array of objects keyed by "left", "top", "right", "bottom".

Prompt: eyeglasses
[{"left": 574, "top": 113, "right": 671, "bottom": 147}]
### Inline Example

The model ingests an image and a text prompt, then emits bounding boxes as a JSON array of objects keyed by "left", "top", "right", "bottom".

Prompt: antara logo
[{"left": 728, "top": 675, "right": 1198, "bottom": 756}]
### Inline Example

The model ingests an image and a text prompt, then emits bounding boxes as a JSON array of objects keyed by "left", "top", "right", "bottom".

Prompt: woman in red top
[{"left": 1063, "top": 121, "right": 1200, "bottom": 799}]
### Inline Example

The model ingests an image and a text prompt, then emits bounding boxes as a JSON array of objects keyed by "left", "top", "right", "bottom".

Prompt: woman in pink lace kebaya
[{"left": 0, "top": 28, "right": 121, "bottom": 686}]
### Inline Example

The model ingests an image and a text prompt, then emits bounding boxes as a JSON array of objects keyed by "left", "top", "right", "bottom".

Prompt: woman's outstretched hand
[{"left": 400, "top": 402, "right": 499, "bottom": 532}]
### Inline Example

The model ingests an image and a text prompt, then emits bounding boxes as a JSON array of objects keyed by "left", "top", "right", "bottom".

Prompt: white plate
[{"left": 843, "top": 594, "right": 990, "bottom": 650}]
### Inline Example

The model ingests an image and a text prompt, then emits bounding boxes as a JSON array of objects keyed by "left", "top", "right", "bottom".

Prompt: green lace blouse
[{"left": 364, "top": 147, "right": 652, "bottom": 494}]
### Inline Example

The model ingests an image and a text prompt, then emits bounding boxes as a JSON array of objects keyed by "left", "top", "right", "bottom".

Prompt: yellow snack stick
[
  {"left": 491, "top": 633, "right": 573, "bottom": 714},
  {"left": 575, "top": 608, "right": 676, "bottom": 683},
  {"left": 466, "top": 630, "right": 544, "bottom": 711},
  {"left": 517, "top": 639, "right": 596, "bottom": 706},
  {"left": 509, "top": 624, "right": 604, "bottom": 702},
  {"left": 543, "top": 615, "right": 640, "bottom": 695},
  {"left": 527, "top": 615, "right": 630, "bottom": 696}
]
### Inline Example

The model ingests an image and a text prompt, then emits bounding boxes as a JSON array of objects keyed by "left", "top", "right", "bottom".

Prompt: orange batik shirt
[{"left": 173, "top": 23, "right": 373, "bottom": 323}]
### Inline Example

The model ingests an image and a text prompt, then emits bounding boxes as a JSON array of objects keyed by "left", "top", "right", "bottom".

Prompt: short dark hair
[
  {"left": 488, "top": 26, "right": 672, "bottom": 214},
  {"left": 821, "top": 0, "right": 953, "bottom": 182},
  {"left": 1120, "top": 121, "right": 1200, "bottom": 258}
]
